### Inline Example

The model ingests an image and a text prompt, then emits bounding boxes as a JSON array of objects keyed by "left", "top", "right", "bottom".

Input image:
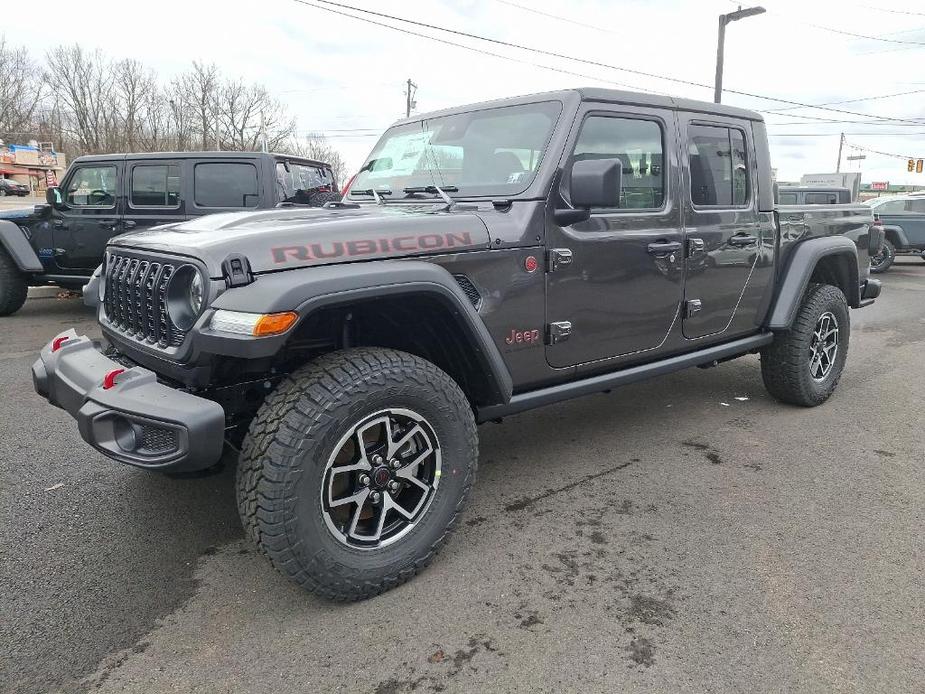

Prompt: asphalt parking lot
[{"left": 2, "top": 262, "right": 923, "bottom": 694}]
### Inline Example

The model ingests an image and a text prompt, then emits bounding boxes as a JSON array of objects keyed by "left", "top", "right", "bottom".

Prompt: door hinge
[
  {"left": 685, "top": 299, "right": 702, "bottom": 317},
  {"left": 546, "top": 321, "right": 572, "bottom": 344},
  {"left": 547, "top": 248, "right": 573, "bottom": 272}
]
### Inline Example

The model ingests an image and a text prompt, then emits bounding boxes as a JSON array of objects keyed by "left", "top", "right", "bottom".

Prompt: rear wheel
[
  {"left": 869, "top": 239, "right": 895, "bottom": 274},
  {"left": 0, "top": 247, "right": 29, "bottom": 316},
  {"left": 236, "top": 347, "right": 477, "bottom": 600},
  {"left": 760, "top": 283, "right": 850, "bottom": 407}
]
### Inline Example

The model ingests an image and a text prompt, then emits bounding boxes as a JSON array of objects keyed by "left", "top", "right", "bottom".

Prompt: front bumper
[{"left": 32, "top": 329, "right": 225, "bottom": 471}]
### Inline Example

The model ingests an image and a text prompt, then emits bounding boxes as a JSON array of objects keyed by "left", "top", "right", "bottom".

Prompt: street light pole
[{"left": 714, "top": 5, "right": 766, "bottom": 103}]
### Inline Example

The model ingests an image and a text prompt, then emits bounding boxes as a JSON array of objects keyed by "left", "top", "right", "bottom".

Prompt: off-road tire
[
  {"left": 236, "top": 347, "right": 478, "bottom": 601},
  {"left": 0, "top": 247, "right": 29, "bottom": 316},
  {"left": 869, "top": 239, "right": 895, "bottom": 274},
  {"left": 309, "top": 191, "right": 344, "bottom": 206},
  {"left": 761, "top": 283, "right": 850, "bottom": 407}
]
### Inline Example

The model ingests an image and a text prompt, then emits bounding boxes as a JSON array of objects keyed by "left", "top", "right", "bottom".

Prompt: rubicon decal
[{"left": 272, "top": 231, "right": 475, "bottom": 264}]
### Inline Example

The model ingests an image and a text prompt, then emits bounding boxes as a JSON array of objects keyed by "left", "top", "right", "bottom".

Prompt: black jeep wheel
[
  {"left": 761, "top": 283, "right": 850, "bottom": 407},
  {"left": 236, "top": 347, "right": 477, "bottom": 601},
  {"left": 0, "top": 246, "right": 29, "bottom": 316},
  {"left": 869, "top": 239, "right": 895, "bottom": 274}
]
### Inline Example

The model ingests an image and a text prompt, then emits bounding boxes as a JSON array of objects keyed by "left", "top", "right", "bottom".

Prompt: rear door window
[
  {"left": 688, "top": 125, "right": 750, "bottom": 207},
  {"left": 131, "top": 164, "right": 180, "bottom": 207},
  {"left": 873, "top": 199, "right": 906, "bottom": 214},
  {"left": 194, "top": 162, "right": 259, "bottom": 208},
  {"left": 906, "top": 199, "right": 925, "bottom": 213},
  {"left": 779, "top": 192, "right": 798, "bottom": 204}
]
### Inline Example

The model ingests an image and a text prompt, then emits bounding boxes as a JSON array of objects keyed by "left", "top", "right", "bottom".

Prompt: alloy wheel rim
[
  {"left": 320, "top": 408, "right": 441, "bottom": 550},
  {"left": 809, "top": 311, "right": 839, "bottom": 381},
  {"left": 871, "top": 247, "right": 888, "bottom": 269}
]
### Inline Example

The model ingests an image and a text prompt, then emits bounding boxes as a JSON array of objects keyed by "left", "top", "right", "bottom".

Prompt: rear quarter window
[{"left": 194, "top": 162, "right": 259, "bottom": 208}]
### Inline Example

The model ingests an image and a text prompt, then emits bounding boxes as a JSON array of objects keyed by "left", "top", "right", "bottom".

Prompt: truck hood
[
  {"left": 109, "top": 205, "right": 492, "bottom": 277},
  {"left": 0, "top": 205, "right": 44, "bottom": 222}
]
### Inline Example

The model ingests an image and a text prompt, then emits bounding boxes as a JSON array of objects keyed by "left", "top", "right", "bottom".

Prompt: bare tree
[
  {"left": 292, "top": 133, "right": 348, "bottom": 186},
  {"left": 171, "top": 61, "right": 219, "bottom": 150},
  {"left": 0, "top": 37, "right": 45, "bottom": 143}
]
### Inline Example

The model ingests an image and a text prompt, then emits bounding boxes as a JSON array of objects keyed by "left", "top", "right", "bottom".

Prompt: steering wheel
[{"left": 88, "top": 189, "right": 110, "bottom": 204}]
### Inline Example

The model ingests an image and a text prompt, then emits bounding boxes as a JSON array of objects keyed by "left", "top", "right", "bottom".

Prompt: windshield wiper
[
  {"left": 350, "top": 188, "right": 393, "bottom": 205},
  {"left": 403, "top": 185, "right": 458, "bottom": 210}
]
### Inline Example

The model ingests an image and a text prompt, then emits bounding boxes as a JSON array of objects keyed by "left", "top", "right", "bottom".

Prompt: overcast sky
[{"left": 13, "top": 0, "right": 925, "bottom": 184}]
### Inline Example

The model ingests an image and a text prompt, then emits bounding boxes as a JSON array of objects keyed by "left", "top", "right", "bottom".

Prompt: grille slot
[
  {"left": 104, "top": 253, "right": 188, "bottom": 349},
  {"left": 453, "top": 275, "right": 482, "bottom": 310},
  {"left": 140, "top": 425, "right": 179, "bottom": 454}
]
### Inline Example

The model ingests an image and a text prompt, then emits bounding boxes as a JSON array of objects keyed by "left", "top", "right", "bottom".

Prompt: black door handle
[
  {"left": 647, "top": 241, "right": 682, "bottom": 256},
  {"left": 123, "top": 220, "right": 136, "bottom": 229},
  {"left": 53, "top": 219, "right": 66, "bottom": 229},
  {"left": 98, "top": 220, "right": 117, "bottom": 229},
  {"left": 729, "top": 234, "right": 758, "bottom": 247}
]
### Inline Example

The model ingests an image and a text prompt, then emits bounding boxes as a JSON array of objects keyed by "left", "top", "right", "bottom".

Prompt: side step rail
[{"left": 476, "top": 333, "right": 773, "bottom": 422}]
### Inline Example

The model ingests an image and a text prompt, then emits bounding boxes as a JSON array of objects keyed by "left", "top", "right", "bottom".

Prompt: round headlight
[{"left": 166, "top": 265, "right": 205, "bottom": 331}]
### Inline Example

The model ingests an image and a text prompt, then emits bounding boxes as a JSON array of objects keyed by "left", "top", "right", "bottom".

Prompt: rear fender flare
[
  {"left": 205, "top": 260, "right": 514, "bottom": 406},
  {"left": 766, "top": 236, "right": 859, "bottom": 330},
  {"left": 881, "top": 225, "right": 908, "bottom": 248},
  {"left": 0, "top": 219, "right": 42, "bottom": 272}
]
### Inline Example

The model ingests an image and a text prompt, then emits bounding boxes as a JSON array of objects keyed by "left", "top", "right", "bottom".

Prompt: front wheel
[
  {"left": 236, "top": 348, "right": 478, "bottom": 600},
  {"left": 869, "top": 239, "right": 895, "bottom": 274},
  {"left": 0, "top": 247, "right": 29, "bottom": 316},
  {"left": 760, "top": 283, "right": 850, "bottom": 407}
]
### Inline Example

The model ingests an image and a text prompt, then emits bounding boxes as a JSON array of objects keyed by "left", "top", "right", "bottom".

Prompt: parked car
[
  {"left": 0, "top": 151, "right": 339, "bottom": 315},
  {"left": 0, "top": 178, "right": 29, "bottom": 197},
  {"left": 778, "top": 186, "right": 852, "bottom": 205},
  {"left": 863, "top": 194, "right": 925, "bottom": 273},
  {"left": 32, "top": 88, "right": 880, "bottom": 601}
]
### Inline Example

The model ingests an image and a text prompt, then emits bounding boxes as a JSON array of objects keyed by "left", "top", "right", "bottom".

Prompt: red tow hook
[
  {"left": 102, "top": 369, "right": 125, "bottom": 390},
  {"left": 51, "top": 336, "right": 70, "bottom": 352}
]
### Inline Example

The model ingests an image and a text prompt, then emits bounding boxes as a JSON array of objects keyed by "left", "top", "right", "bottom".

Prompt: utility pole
[
  {"left": 836, "top": 132, "right": 845, "bottom": 172},
  {"left": 714, "top": 6, "right": 766, "bottom": 103},
  {"left": 405, "top": 78, "right": 418, "bottom": 118},
  {"left": 260, "top": 110, "right": 268, "bottom": 153},
  {"left": 214, "top": 96, "right": 221, "bottom": 151}
]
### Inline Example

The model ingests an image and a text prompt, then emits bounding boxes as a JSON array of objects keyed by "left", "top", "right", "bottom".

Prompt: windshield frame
[{"left": 350, "top": 98, "right": 567, "bottom": 202}]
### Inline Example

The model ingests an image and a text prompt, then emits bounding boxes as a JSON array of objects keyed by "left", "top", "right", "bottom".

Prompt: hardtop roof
[
  {"left": 70, "top": 151, "right": 331, "bottom": 167},
  {"left": 393, "top": 87, "right": 764, "bottom": 126}
]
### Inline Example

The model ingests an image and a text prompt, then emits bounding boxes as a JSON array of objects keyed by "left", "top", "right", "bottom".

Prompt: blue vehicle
[{"left": 865, "top": 193, "right": 925, "bottom": 273}]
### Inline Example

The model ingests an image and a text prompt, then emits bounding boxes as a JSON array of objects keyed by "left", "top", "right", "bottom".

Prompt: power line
[
  {"left": 491, "top": 0, "right": 611, "bottom": 33},
  {"left": 764, "top": 88, "right": 925, "bottom": 113},
  {"left": 298, "top": 0, "right": 925, "bottom": 125},
  {"left": 845, "top": 141, "right": 920, "bottom": 159},
  {"left": 290, "top": 0, "right": 665, "bottom": 95},
  {"left": 727, "top": 0, "right": 925, "bottom": 45},
  {"left": 854, "top": 4, "right": 925, "bottom": 18},
  {"left": 768, "top": 132, "right": 925, "bottom": 136}
]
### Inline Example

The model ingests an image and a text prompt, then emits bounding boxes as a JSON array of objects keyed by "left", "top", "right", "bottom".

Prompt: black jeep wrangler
[
  {"left": 32, "top": 89, "right": 881, "bottom": 600},
  {"left": 0, "top": 151, "right": 339, "bottom": 315}
]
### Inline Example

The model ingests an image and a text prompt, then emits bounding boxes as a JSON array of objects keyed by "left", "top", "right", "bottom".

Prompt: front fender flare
[
  {"left": 766, "top": 236, "right": 859, "bottom": 330},
  {"left": 0, "top": 219, "right": 42, "bottom": 272},
  {"left": 203, "top": 260, "right": 514, "bottom": 405}
]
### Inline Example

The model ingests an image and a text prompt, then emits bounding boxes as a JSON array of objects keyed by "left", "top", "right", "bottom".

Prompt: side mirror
[
  {"left": 45, "top": 186, "right": 63, "bottom": 209},
  {"left": 555, "top": 158, "right": 623, "bottom": 226}
]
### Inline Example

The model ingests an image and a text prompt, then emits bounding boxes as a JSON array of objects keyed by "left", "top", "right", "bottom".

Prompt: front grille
[{"left": 103, "top": 253, "right": 187, "bottom": 348}]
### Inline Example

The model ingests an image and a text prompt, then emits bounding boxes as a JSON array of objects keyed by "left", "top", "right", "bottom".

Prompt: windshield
[
  {"left": 350, "top": 101, "right": 562, "bottom": 199},
  {"left": 276, "top": 162, "right": 335, "bottom": 204}
]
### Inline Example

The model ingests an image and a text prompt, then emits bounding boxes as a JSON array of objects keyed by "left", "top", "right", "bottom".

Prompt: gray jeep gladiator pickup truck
[{"left": 32, "top": 88, "right": 882, "bottom": 600}]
